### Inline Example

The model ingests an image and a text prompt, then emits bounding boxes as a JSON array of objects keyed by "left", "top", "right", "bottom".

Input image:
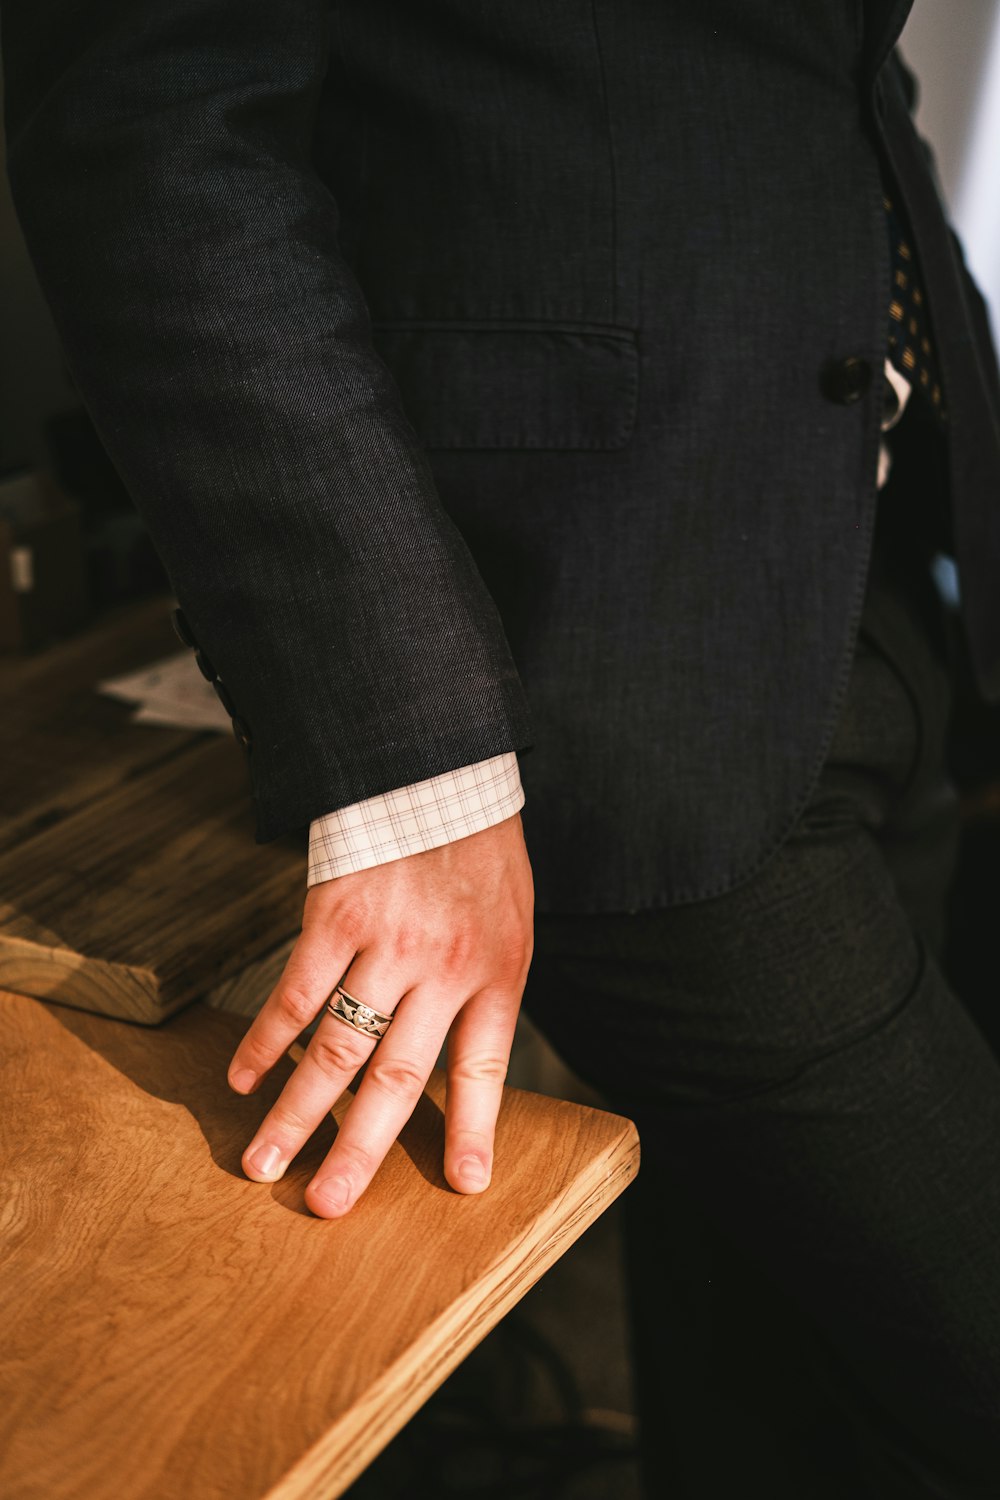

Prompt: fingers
[
  {"left": 240, "top": 1006, "right": 378, "bottom": 1183},
  {"left": 302, "top": 975, "right": 462, "bottom": 1217},
  {"left": 227, "top": 918, "right": 357, "bottom": 1095},
  {"left": 303, "top": 982, "right": 521, "bottom": 1218},
  {"left": 442, "top": 986, "right": 520, "bottom": 1194},
  {"left": 234, "top": 950, "right": 524, "bottom": 1214},
  {"left": 239, "top": 946, "right": 413, "bottom": 1190}
]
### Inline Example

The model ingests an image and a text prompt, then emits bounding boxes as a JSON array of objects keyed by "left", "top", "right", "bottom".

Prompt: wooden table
[
  {"left": 0, "top": 990, "right": 638, "bottom": 1500},
  {"left": 0, "top": 600, "right": 640, "bottom": 1497}
]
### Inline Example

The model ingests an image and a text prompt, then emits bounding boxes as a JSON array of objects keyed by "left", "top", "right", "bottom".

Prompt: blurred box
[{"left": 0, "top": 470, "right": 91, "bottom": 652}]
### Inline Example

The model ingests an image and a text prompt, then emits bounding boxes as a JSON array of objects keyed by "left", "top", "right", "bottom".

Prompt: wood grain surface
[
  {"left": 0, "top": 597, "right": 190, "bottom": 852},
  {"left": 0, "top": 600, "right": 304, "bottom": 1022},
  {"left": 0, "top": 990, "right": 640, "bottom": 1500},
  {"left": 0, "top": 739, "right": 303, "bottom": 1021}
]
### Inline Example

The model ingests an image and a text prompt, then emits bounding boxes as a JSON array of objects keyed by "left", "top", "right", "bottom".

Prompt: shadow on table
[{"left": 42, "top": 996, "right": 450, "bottom": 1214}]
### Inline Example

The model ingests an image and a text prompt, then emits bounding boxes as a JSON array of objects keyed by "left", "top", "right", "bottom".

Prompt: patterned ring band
[{"left": 325, "top": 985, "right": 394, "bottom": 1041}]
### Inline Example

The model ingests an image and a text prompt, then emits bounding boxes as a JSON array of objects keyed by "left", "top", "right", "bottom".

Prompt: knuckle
[
  {"left": 450, "top": 1052, "right": 509, "bottom": 1087},
  {"left": 269, "top": 1102, "right": 313, "bottom": 1135},
  {"left": 441, "top": 923, "right": 477, "bottom": 976},
  {"left": 240, "top": 1032, "right": 278, "bottom": 1072},
  {"left": 335, "top": 901, "right": 367, "bottom": 947},
  {"left": 310, "top": 1031, "right": 367, "bottom": 1077},
  {"left": 496, "top": 939, "right": 532, "bottom": 984},
  {"left": 303, "top": 889, "right": 367, "bottom": 945},
  {"left": 274, "top": 985, "right": 319, "bottom": 1029},
  {"left": 336, "top": 1138, "right": 377, "bottom": 1177},
  {"left": 450, "top": 1126, "right": 494, "bottom": 1154},
  {"left": 367, "top": 1055, "right": 426, "bottom": 1101},
  {"left": 390, "top": 925, "right": 418, "bottom": 965}
]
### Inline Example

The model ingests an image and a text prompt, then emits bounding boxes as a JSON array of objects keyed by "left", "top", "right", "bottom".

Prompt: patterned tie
[{"left": 884, "top": 193, "right": 946, "bottom": 423}]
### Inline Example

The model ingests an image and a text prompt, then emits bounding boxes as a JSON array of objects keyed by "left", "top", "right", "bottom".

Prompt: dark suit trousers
[{"left": 522, "top": 472, "right": 1000, "bottom": 1497}]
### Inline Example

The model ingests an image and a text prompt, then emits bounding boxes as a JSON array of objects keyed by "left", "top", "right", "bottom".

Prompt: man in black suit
[{"left": 4, "top": 1, "right": 1000, "bottom": 1493}]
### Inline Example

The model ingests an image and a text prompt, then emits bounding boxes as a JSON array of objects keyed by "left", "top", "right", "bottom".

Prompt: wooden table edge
[{"left": 263, "top": 1118, "right": 640, "bottom": 1500}]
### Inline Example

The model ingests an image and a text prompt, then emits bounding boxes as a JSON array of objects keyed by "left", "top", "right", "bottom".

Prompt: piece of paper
[{"left": 98, "top": 651, "right": 231, "bottom": 732}]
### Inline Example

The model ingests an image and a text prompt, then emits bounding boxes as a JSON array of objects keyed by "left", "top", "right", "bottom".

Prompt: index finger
[{"left": 227, "top": 925, "right": 356, "bottom": 1094}]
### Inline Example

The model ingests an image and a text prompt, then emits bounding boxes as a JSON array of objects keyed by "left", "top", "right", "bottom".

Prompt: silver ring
[{"left": 325, "top": 985, "right": 394, "bottom": 1040}]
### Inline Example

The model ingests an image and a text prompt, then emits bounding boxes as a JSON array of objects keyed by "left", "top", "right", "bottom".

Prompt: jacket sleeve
[{"left": 1, "top": 0, "right": 533, "bottom": 840}]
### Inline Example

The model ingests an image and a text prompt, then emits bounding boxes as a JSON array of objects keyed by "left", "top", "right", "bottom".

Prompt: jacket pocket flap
[{"left": 371, "top": 323, "right": 639, "bottom": 450}]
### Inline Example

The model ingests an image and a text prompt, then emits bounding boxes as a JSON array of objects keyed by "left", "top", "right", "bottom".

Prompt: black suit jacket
[{"left": 4, "top": 0, "right": 1000, "bottom": 910}]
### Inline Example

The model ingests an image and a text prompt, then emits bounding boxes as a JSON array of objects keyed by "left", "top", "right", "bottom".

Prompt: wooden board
[
  {"left": 0, "top": 739, "right": 304, "bottom": 1022},
  {"left": 0, "top": 596, "right": 192, "bottom": 852},
  {"left": 0, "top": 600, "right": 304, "bottom": 1022},
  {"left": 0, "top": 990, "right": 640, "bottom": 1500}
]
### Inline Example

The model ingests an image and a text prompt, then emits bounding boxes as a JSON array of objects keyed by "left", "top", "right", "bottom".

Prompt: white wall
[{"left": 901, "top": 0, "right": 1000, "bottom": 340}]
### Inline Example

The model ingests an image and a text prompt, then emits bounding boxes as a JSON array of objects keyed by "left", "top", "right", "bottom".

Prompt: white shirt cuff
[{"left": 307, "top": 752, "right": 524, "bottom": 885}]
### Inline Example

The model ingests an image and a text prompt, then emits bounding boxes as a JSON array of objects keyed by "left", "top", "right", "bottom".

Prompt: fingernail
[
  {"left": 248, "top": 1143, "right": 282, "bottom": 1177},
  {"left": 314, "top": 1176, "right": 351, "bottom": 1211},
  {"left": 231, "top": 1068, "right": 257, "bottom": 1093},
  {"left": 458, "top": 1156, "right": 488, "bottom": 1189}
]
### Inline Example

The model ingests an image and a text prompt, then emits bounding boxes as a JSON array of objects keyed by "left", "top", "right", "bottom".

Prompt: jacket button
[
  {"left": 232, "top": 716, "right": 252, "bottom": 751},
  {"left": 171, "top": 608, "right": 197, "bottom": 648},
  {"left": 194, "top": 649, "right": 217, "bottom": 683},
  {"left": 821, "top": 356, "right": 873, "bottom": 405}
]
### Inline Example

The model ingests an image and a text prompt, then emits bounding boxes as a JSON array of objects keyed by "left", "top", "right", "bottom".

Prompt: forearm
[{"left": 2, "top": 0, "right": 532, "bottom": 835}]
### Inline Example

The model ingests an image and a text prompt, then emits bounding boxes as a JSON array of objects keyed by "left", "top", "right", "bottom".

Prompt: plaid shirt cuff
[{"left": 307, "top": 753, "right": 524, "bottom": 885}]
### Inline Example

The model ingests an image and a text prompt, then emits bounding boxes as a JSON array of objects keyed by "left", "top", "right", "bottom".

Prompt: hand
[{"left": 227, "top": 813, "right": 534, "bottom": 1217}]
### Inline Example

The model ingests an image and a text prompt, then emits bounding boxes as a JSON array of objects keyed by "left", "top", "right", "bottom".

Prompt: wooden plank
[
  {"left": 0, "top": 991, "right": 640, "bottom": 1500},
  {"left": 206, "top": 937, "right": 296, "bottom": 1020},
  {"left": 0, "top": 738, "right": 304, "bottom": 1023},
  {"left": 0, "top": 595, "right": 193, "bottom": 853}
]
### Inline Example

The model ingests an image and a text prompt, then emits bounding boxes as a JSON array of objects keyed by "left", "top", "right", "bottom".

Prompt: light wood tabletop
[{"left": 0, "top": 988, "right": 639, "bottom": 1500}]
